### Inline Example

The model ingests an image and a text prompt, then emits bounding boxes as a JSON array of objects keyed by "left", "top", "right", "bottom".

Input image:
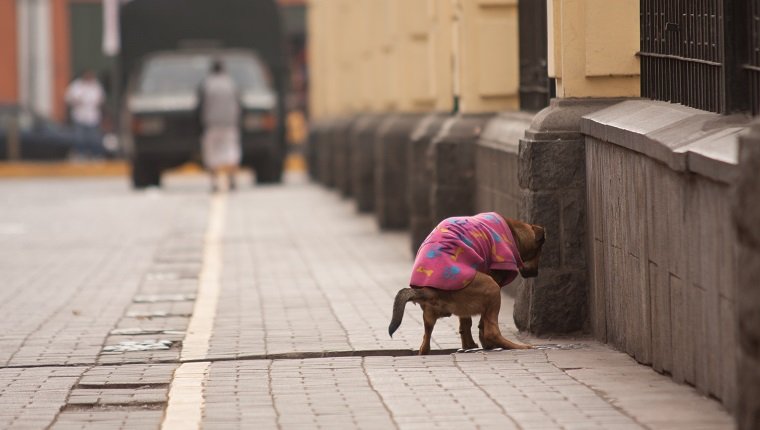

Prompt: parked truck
[{"left": 119, "top": 0, "right": 289, "bottom": 187}]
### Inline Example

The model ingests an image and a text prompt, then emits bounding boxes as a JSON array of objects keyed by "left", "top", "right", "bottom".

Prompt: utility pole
[{"left": 102, "top": 0, "right": 122, "bottom": 153}]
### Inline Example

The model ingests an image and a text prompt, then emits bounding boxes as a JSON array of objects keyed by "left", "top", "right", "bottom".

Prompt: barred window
[
  {"left": 748, "top": 0, "right": 760, "bottom": 114},
  {"left": 640, "top": 0, "right": 751, "bottom": 114},
  {"left": 519, "top": 0, "right": 554, "bottom": 112}
]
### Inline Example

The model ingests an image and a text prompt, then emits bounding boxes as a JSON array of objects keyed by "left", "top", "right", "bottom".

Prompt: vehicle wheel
[
  {"left": 254, "top": 159, "right": 283, "bottom": 184},
  {"left": 131, "top": 157, "right": 161, "bottom": 189},
  {"left": 148, "top": 166, "right": 162, "bottom": 187}
]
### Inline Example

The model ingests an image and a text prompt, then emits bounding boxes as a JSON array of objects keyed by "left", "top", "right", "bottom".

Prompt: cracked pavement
[{"left": 0, "top": 173, "right": 734, "bottom": 429}]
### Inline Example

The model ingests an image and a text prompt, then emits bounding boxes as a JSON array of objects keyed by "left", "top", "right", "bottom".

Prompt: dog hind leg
[
  {"left": 478, "top": 318, "right": 486, "bottom": 348},
  {"left": 470, "top": 274, "right": 532, "bottom": 350},
  {"left": 458, "top": 317, "right": 479, "bottom": 350},
  {"left": 480, "top": 306, "right": 532, "bottom": 350},
  {"left": 419, "top": 306, "right": 438, "bottom": 355}
]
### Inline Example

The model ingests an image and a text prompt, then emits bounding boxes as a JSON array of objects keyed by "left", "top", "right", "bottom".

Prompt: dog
[{"left": 388, "top": 212, "right": 545, "bottom": 355}]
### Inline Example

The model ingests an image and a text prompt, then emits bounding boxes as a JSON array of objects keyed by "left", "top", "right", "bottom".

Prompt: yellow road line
[
  {"left": 162, "top": 192, "right": 227, "bottom": 429},
  {"left": 162, "top": 362, "right": 210, "bottom": 430},
  {"left": 182, "top": 192, "right": 226, "bottom": 361}
]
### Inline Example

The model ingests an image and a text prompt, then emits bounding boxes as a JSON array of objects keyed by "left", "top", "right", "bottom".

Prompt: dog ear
[
  {"left": 518, "top": 225, "right": 545, "bottom": 278},
  {"left": 531, "top": 225, "right": 546, "bottom": 244}
]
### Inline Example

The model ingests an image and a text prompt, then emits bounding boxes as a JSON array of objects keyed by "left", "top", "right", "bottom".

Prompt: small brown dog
[{"left": 389, "top": 213, "right": 545, "bottom": 355}]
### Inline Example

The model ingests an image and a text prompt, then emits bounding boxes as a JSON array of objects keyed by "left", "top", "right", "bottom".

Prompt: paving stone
[
  {"left": 79, "top": 364, "right": 175, "bottom": 387},
  {"left": 0, "top": 367, "right": 84, "bottom": 428}
]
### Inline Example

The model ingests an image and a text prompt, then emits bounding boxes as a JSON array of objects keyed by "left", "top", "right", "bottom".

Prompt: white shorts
[{"left": 202, "top": 127, "right": 241, "bottom": 169}]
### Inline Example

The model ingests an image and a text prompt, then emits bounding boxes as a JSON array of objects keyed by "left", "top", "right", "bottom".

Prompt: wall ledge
[
  {"left": 581, "top": 100, "right": 752, "bottom": 184},
  {"left": 477, "top": 111, "right": 535, "bottom": 153}
]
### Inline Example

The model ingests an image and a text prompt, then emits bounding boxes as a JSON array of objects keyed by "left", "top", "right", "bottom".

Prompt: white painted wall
[{"left": 17, "top": 0, "right": 52, "bottom": 116}]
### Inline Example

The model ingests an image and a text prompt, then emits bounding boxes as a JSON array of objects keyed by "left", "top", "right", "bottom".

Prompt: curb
[{"left": 0, "top": 154, "right": 305, "bottom": 178}]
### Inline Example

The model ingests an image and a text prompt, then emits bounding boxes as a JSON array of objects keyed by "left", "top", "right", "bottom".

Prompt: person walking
[
  {"left": 199, "top": 59, "right": 242, "bottom": 192},
  {"left": 65, "top": 70, "right": 105, "bottom": 158}
]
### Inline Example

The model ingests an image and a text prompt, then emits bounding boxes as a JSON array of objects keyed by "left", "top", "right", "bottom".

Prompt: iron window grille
[
  {"left": 519, "top": 0, "right": 554, "bottom": 112},
  {"left": 640, "top": 0, "right": 750, "bottom": 114},
  {"left": 748, "top": 0, "right": 760, "bottom": 115}
]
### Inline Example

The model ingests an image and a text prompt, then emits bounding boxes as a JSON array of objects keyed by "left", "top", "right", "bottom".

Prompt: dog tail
[{"left": 389, "top": 288, "right": 420, "bottom": 338}]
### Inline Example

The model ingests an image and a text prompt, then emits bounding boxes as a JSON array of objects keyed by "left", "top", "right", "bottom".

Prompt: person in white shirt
[
  {"left": 65, "top": 70, "right": 105, "bottom": 158},
  {"left": 199, "top": 59, "right": 241, "bottom": 192}
]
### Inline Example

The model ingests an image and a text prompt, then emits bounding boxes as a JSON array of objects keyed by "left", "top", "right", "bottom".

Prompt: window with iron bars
[
  {"left": 518, "top": 0, "right": 554, "bottom": 112},
  {"left": 748, "top": 0, "right": 760, "bottom": 114},
  {"left": 640, "top": 0, "right": 754, "bottom": 114}
]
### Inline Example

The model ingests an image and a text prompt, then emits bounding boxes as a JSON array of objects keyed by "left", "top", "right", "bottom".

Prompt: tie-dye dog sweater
[{"left": 409, "top": 212, "right": 522, "bottom": 290}]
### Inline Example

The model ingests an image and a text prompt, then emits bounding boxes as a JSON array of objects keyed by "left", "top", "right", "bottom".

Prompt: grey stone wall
[
  {"left": 583, "top": 100, "right": 751, "bottom": 411},
  {"left": 515, "top": 99, "right": 619, "bottom": 335},
  {"left": 588, "top": 138, "right": 737, "bottom": 406},
  {"left": 734, "top": 120, "right": 760, "bottom": 430}
]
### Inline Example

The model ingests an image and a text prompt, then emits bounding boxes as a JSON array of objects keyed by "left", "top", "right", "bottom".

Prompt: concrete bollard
[
  {"left": 407, "top": 113, "right": 451, "bottom": 254},
  {"left": 332, "top": 116, "right": 359, "bottom": 197},
  {"left": 350, "top": 114, "right": 386, "bottom": 213},
  {"left": 314, "top": 118, "right": 336, "bottom": 187},
  {"left": 475, "top": 111, "right": 535, "bottom": 220},
  {"left": 373, "top": 113, "right": 425, "bottom": 229},
  {"left": 306, "top": 120, "right": 325, "bottom": 181},
  {"left": 429, "top": 113, "right": 495, "bottom": 225}
]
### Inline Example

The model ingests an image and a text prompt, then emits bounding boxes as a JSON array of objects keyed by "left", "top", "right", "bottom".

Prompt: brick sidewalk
[
  {"left": 0, "top": 173, "right": 734, "bottom": 429},
  {"left": 0, "top": 176, "right": 208, "bottom": 429},
  {"left": 198, "top": 173, "right": 732, "bottom": 430}
]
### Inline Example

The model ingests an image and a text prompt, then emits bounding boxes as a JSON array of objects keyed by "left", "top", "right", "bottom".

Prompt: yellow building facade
[{"left": 308, "top": 0, "right": 641, "bottom": 119}]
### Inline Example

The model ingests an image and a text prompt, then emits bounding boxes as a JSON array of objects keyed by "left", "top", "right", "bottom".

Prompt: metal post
[
  {"left": 7, "top": 116, "right": 20, "bottom": 160},
  {"left": 109, "top": 54, "right": 120, "bottom": 137}
]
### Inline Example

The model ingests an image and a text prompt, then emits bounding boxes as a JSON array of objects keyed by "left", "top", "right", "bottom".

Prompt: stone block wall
[
  {"left": 583, "top": 100, "right": 750, "bottom": 411},
  {"left": 587, "top": 138, "right": 737, "bottom": 406},
  {"left": 514, "top": 99, "right": 617, "bottom": 335},
  {"left": 734, "top": 120, "right": 760, "bottom": 430}
]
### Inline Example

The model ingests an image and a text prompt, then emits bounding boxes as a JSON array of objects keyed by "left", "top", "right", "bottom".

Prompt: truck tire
[
  {"left": 131, "top": 157, "right": 162, "bottom": 189},
  {"left": 253, "top": 155, "right": 284, "bottom": 184}
]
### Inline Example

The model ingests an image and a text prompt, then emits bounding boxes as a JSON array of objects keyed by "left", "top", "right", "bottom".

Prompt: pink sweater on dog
[{"left": 409, "top": 212, "right": 523, "bottom": 290}]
